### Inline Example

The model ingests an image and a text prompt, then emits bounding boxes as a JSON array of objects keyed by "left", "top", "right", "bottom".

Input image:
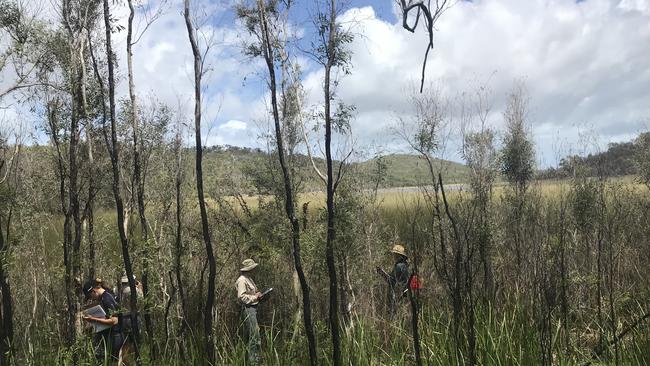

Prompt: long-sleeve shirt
[{"left": 236, "top": 274, "right": 259, "bottom": 306}]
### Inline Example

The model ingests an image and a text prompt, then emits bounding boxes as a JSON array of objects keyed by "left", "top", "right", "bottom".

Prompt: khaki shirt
[{"left": 235, "top": 274, "right": 259, "bottom": 306}]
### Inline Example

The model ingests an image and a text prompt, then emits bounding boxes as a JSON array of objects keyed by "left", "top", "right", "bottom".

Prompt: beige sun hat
[
  {"left": 390, "top": 244, "right": 407, "bottom": 257},
  {"left": 240, "top": 258, "right": 259, "bottom": 272},
  {"left": 121, "top": 274, "right": 136, "bottom": 283}
]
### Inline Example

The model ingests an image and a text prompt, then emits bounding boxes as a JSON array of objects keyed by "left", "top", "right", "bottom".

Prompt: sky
[{"left": 1, "top": 0, "right": 649, "bottom": 168}]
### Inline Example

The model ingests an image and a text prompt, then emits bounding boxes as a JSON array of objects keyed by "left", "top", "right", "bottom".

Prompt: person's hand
[
  {"left": 82, "top": 316, "right": 96, "bottom": 323},
  {"left": 255, "top": 292, "right": 262, "bottom": 300}
]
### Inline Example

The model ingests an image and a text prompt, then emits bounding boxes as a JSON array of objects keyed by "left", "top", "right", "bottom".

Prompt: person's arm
[
  {"left": 83, "top": 315, "right": 118, "bottom": 325},
  {"left": 376, "top": 267, "right": 393, "bottom": 283}
]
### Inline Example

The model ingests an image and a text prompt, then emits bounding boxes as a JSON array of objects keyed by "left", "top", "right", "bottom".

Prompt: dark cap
[{"left": 82, "top": 279, "right": 98, "bottom": 298}]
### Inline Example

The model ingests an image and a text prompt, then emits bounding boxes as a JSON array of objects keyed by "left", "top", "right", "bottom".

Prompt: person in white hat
[
  {"left": 118, "top": 274, "right": 143, "bottom": 312},
  {"left": 116, "top": 274, "right": 144, "bottom": 363},
  {"left": 376, "top": 244, "right": 410, "bottom": 318},
  {"left": 235, "top": 259, "right": 262, "bottom": 365}
]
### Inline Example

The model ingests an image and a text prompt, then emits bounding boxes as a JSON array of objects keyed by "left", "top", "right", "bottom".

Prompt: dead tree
[
  {"left": 397, "top": 0, "right": 450, "bottom": 92},
  {"left": 183, "top": 1, "right": 218, "bottom": 361}
]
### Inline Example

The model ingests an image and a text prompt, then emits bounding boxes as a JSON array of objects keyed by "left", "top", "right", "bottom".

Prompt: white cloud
[
  {"left": 2, "top": 0, "right": 650, "bottom": 169},
  {"left": 298, "top": 0, "right": 650, "bottom": 166},
  {"left": 219, "top": 119, "right": 247, "bottom": 131}
]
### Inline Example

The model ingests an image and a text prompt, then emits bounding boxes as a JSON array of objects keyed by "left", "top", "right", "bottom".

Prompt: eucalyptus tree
[
  {"left": 460, "top": 89, "right": 498, "bottom": 303},
  {"left": 634, "top": 132, "right": 650, "bottom": 189},
  {"left": 499, "top": 83, "right": 534, "bottom": 284},
  {"left": 124, "top": 0, "right": 167, "bottom": 349},
  {"left": 183, "top": 1, "right": 218, "bottom": 361},
  {"left": 309, "top": 0, "right": 355, "bottom": 363},
  {"left": 32, "top": 0, "right": 104, "bottom": 352},
  {"left": 0, "top": 2, "right": 41, "bottom": 362},
  {"left": 500, "top": 85, "right": 534, "bottom": 196},
  {"left": 236, "top": 1, "right": 317, "bottom": 364},
  {"left": 101, "top": 0, "right": 142, "bottom": 362},
  {"left": 0, "top": 0, "right": 50, "bottom": 99}
]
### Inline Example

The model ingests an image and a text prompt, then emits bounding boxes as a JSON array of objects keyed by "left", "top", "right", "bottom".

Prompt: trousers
[{"left": 243, "top": 306, "right": 260, "bottom": 366}]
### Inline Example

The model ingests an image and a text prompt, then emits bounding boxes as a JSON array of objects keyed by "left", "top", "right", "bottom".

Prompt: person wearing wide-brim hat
[
  {"left": 377, "top": 244, "right": 410, "bottom": 318},
  {"left": 235, "top": 259, "right": 262, "bottom": 366}
]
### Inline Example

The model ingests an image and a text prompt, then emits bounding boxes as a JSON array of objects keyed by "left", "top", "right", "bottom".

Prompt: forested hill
[
  {"left": 19, "top": 144, "right": 467, "bottom": 203},
  {"left": 201, "top": 146, "right": 469, "bottom": 193},
  {"left": 537, "top": 132, "right": 649, "bottom": 179}
]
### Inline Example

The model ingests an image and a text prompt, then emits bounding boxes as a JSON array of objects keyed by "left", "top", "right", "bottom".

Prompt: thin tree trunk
[
  {"left": 77, "top": 31, "right": 96, "bottom": 282},
  {"left": 183, "top": 1, "right": 217, "bottom": 361},
  {"left": 65, "top": 29, "right": 83, "bottom": 363},
  {"left": 256, "top": 1, "right": 317, "bottom": 363},
  {"left": 102, "top": 1, "right": 142, "bottom": 363},
  {"left": 0, "top": 215, "right": 14, "bottom": 366},
  {"left": 324, "top": 1, "right": 341, "bottom": 362},
  {"left": 173, "top": 128, "right": 188, "bottom": 342},
  {"left": 126, "top": 0, "right": 155, "bottom": 354},
  {"left": 48, "top": 98, "right": 77, "bottom": 352},
  {"left": 85, "top": 125, "right": 96, "bottom": 280}
]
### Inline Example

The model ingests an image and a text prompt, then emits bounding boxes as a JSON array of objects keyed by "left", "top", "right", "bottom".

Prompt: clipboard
[
  {"left": 259, "top": 288, "right": 274, "bottom": 301},
  {"left": 82, "top": 305, "right": 111, "bottom": 333}
]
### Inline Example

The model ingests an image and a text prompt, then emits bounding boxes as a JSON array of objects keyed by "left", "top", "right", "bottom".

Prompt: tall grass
[{"left": 15, "top": 301, "right": 649, "bottom": 365}]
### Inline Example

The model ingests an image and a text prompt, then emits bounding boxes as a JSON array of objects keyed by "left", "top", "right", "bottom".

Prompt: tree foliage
[{"left": 500, "top": 85, "right": 534, "bottom": 194}]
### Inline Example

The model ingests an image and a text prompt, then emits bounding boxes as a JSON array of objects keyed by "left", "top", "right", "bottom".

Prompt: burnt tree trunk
[
  {"left": 183, "top": 1, "right": 218, "bottom": 361},
  {"left": 0, "top": 209, "right": 14, "bottom": 366},
  {"left": 47, "top": 100, "right": 77, "bottom": 351},
  {"left": 255, "top": 1, "right": 318, "bottom": 364},
  {"left": 126, "top": 0, "right": 155, "bottom": 353},
  {"left": 324, "top": 1, "right": 341, "bottom": 363},
  {"left": 102, "top": 0, "right": 142, "bottom": 363},
  {"left": 173, "top": 127, "right": 188, "bottom": 345}
]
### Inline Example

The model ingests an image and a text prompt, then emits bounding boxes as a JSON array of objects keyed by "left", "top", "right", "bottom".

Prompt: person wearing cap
[
  {"left": 377, "top": 244, "right": 410, "bottom": 318},
  {"left": 235, "top": 259, "right": 262, "bottom": 366},
  {"left": 82, "top": 278, "right": 124, "bottom": 365}
]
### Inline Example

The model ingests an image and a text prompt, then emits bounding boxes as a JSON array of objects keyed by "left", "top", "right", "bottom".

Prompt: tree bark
[
  {"left": 102, "top": 1, "right": 142, "bottom": 363},
  {"left": 183, "top": 1, "right": 218, "bottom": 361},
  {"left": 255, "top": 1, "right": 317, "bottom": 364},
  {"left": 47, "top": 98, "right": 77, "bottom": 352},
  {"left": 126, "top": 0, "right": 155, "bottom": 353},
  {"left": 84, "top": 119, "right": 96, "bottom": 279},
  {"left": 324, "top": 1, "right": 341, "bottom": 363},
  {"left": 173, "top": 127, "right": 188, "bottom": 343},
  {"left": 0, "top": 213, "right": 14, "bottom": 366}
]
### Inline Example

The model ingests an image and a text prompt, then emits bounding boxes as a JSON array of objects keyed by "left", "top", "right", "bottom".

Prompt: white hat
[
  {"left": 121, "top": 274, "right": 136, "bottom": 283},
  {"left": 240, "top": 259, "right": 258, "bottom": 272},
  {"left": 390, "top": 244, "right": 407, "bottom": 257}
]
